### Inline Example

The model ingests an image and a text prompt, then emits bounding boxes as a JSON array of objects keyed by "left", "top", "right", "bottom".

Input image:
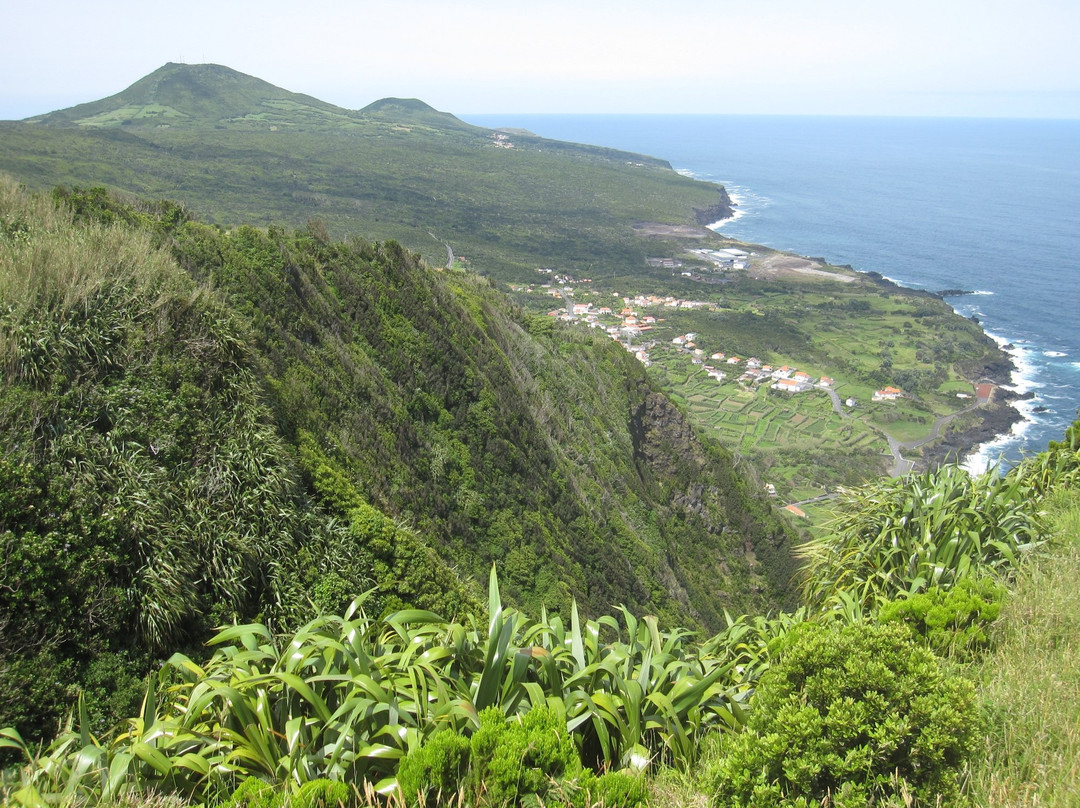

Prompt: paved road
[
  {"left": 820, "top": 384, "right": 982, "bottom": 477},
  {"left": 884, "top": 399, "right": 983, "bottom": 477}
]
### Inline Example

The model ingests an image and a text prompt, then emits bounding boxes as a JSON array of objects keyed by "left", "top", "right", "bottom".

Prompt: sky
[{"left": 3, "top": 0, "right": 1080, "bottom": 120}]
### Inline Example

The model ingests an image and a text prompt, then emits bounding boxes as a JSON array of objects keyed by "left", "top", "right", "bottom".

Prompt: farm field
[{"left": 525, "top": 256, "right": 1009, "bottom": 511}]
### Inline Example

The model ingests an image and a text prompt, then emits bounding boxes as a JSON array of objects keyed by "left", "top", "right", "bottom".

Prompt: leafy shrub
[
  {"left": 468, "top": 705, "right": 579, "bottom": 805},
  {"left": 877, "top": 576, "right": 1005, "bottom": 658},
  {"left": 396, "top": 730, "right": 470, "bottom": 807},
  {"left": 291, "top": 779, "right": 351, "bottom": 808},
  {"left": 217, "top": 777, "right": 349, "bottom": 808},
  {"left": 799, "top": 464, "right": 1043, "bottom": 610},
  {"left": 570, "top": 770, "right": 649, "bottom": 808},
  {"left": 709, "top": 621, "right": 979, "bottom": 808},
  {"left": 219, "top": 777, "right": 283, "bottom": 808},
  {"left": 396, "top": 705, "right": 639, "bottom": 808}
]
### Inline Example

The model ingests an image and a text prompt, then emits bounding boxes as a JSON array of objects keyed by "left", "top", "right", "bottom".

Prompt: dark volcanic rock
[{"left": 694, "top": 186, "right": 736, "bottom": 226}]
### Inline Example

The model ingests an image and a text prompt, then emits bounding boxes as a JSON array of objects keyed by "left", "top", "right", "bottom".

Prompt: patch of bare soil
[
  {"left": 632, "top": 222, "right": 712, "bottom": 238},
  {"left": 750, "top": 253, "right": 856, "bottom": 283}
]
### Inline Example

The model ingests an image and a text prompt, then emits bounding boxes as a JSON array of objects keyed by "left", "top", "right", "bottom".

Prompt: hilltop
[{"left": 0, "top": 62, "right": 730, "bottom": 279}]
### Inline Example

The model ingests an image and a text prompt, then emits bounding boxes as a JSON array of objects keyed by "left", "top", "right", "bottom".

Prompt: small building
[
  {"left": 873, "top": 386, "right": 904, "bottom": 402},
  {"left": 773, "top": 378, "right": 812, "bottom": 393}
]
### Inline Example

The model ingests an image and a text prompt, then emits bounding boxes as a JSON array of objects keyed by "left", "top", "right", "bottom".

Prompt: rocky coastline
[{"left": 694, "top": 186, "right": 736, "bottom": 226}]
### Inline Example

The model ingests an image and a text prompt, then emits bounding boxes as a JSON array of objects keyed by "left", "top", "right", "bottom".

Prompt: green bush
[
  {"left": 468, "top": 705, "right": 579, "bottom": 805},
  {"left": 877, "top": 576, "right": 1005, "bottom": 658},
  {"left": 291, "top": 779, "right": 351, "bottom": 808},
  {"left": 396, "top": 730, "right": 470, "bottom": 807},
  {"left": 396, "top": 705, "right": 641, "bottom": 808},
  {"left": 709, "top": 621, "right": 979, "bottom": 808},
  {"left": 571, "top": 770, "right": 649, "bottom": 808},
  {"left": 218, "top": 777, "right": 282, "bottom": 808},
  {"left": 217, "top": 777, "right": 349, "bottom": 808},
  {"left": 799, "top": 464, "right": 1043, "bottom": 610}
]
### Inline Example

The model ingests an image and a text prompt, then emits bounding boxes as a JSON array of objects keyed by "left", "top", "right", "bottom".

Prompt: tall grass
[
  {"left": 966, "top": 489, "right": 1080, "bottom": 807},
  {"left": 0, "top": 177, "right": 191, "bottom": 387}
]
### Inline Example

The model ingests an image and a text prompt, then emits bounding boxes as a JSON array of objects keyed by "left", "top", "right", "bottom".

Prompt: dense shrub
[
  {"left": 877, "top": 576, "right": 1005, "bottom": 658},
  {"left": 799, "top": 464, "right": 1043, "bottom": 610},
  {"left": 217, "top": 777, "right": 350, "bottom": 808},
  {"left": 396, "top": 730, "right": 471, "bottom": 807},
  {"left": 396, "top": 706, "right": 646, "bottom": 808},
  {"left": 709, "top": 621, "right": 979, "bottom": 807}
]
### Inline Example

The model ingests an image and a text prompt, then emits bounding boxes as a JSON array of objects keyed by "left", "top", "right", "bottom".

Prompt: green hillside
[
  {"left": 0, "top": 63, "right": 1019, "bottom": 501},
  {"left": 0, "top": 63, "right": 730, "bottom": 281},
  {"left": 0, "top": 63, "right": 1072, "bottom": 808},
  {"left": 0, "top": 178, "right": 795, "bottom": 745}
]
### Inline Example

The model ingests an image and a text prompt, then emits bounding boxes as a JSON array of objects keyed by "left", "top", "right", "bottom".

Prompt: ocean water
[{"left": 465, "top": 114, "right": 1080, "bottom": 469}]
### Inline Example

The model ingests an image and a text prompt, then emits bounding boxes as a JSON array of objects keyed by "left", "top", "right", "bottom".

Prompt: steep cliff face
[
  {"left": 629, "top": 384, "right": 799, "bottom": 624},
  {"left": 694, "top": 186, "right": 736, "bottom": 226}
]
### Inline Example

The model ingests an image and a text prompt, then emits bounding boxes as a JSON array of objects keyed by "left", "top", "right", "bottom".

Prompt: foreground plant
[
  {"left": 708, "top": 621, "right": 979, "bottom": 808},
  {"left": 0, "top": 569, "right": 754, "bottom": 806},
  {"left": 798, "top": 463, "right": 1044, "bottom": 610}
]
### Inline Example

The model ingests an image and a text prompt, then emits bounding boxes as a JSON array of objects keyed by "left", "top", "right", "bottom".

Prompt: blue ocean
[{"left": 466, "top": 114, "right": 1080, "bottom": 469}]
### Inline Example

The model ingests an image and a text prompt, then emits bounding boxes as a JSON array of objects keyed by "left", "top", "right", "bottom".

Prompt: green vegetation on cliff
[{"left": 0, "top": 179, "right": 794, "bottom": 744}]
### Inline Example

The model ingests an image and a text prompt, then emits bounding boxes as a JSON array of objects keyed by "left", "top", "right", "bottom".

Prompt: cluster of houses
[
  {"left": 530, "top": 288, "right": 910, "bottom": 406},
  {"left": 670, "top": 335, "right": 837, "bottom": 393}
]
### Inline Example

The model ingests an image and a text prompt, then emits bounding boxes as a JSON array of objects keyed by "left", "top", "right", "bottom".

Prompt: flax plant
[
  {"left": 1, "top": 569, "right": 756, "bottom": 806},
  {"left": 798, "top": 463, "right": 1044, "bottom": 610}
]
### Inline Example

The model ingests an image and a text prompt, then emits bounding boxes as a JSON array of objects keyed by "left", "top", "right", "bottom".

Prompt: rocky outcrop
[{"left": 694, "top": 186, "right": 736, "bottom": 226}]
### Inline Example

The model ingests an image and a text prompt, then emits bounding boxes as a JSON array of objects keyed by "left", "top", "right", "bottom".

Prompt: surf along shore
[{"left": 700, "top": 200, "right": 1023, "bottom": 477}]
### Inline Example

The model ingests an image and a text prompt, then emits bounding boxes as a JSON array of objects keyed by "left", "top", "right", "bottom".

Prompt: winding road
[{"left": 820, "top": 385, "right": 984, "bottom": 478}]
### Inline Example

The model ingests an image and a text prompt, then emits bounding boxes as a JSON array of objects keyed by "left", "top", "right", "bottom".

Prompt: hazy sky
[{"left": 4, "top": 0, "right": 1079, "bottom": 119}]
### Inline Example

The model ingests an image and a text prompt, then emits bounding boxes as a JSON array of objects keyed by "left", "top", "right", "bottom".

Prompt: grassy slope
[
  {"left": 645, "top": 483, "right": 1080, "bottom": 808},
  {"left": 966, "top": 489, "right": 1080, "bottom": 806}
]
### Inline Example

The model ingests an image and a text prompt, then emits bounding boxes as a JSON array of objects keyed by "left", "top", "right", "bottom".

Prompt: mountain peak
[
  {"left": 29, "top": 62, "right": 353, "bottom": 130},
  {"left": 361, "top": 97, "right": 440, "bottom": 115},
  {"left": 27, "top": 64, "right": 478, "bottom": 134},
  {"left": 359, "top": 97, "right": 477, "bottom": 131}
]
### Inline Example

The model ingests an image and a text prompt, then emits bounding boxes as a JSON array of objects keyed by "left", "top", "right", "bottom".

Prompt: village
[{"left": 514, "top": 270, "right": 908, "bottom": 406}]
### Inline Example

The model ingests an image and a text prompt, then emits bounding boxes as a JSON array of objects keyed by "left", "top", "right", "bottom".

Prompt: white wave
[
  {"left": 962, "top": 331, "right": 1044, "bottom": 474},
  {"left": 1043, "top": 350, "right": 1068, "bottom": 357},
  {"left": 706, "top": 186, "right": 766, "bottom": 229},
  {"left": 971, "top": 290, "right": 995, "bottom": 296},
  {"left": 962, "top": 420, "right": 1033, "bottom": 476}
]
